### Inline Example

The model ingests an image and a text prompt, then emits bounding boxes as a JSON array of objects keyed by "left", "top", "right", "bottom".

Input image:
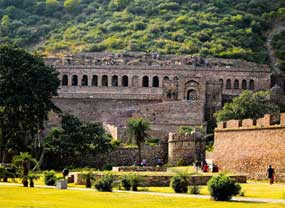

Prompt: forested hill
[{"left": 0, "top": 0, "right": 285, "bottom": 64}]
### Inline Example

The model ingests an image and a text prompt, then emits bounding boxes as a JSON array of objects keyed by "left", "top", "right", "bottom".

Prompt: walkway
[{"left": 1, "top": 182, "right": 285, "bottom": 204}]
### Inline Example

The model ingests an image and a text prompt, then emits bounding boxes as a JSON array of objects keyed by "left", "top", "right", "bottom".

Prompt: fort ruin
[{"left": 45, "top": 52, "right": 271, "bottom": 142}]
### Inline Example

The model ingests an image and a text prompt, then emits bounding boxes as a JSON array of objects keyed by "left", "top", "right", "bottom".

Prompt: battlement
[{"left": 216, "top": 113, "right": 285, "bottom": 130}]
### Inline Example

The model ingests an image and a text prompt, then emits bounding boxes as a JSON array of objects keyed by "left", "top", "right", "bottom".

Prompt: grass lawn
[
  {"left": 0, "top": 186, "right": 284, "bottom": 208},
  {"left": 148, "top": 181, "right": 285, "bottom": 199}
]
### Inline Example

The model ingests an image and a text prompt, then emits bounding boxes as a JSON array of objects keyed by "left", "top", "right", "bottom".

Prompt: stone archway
[
  {"left": 184, "top": 80, "right": 199, "bottom": 100},
  {"left": 187, "top": 89, "right": 197, "bottom": 100}
]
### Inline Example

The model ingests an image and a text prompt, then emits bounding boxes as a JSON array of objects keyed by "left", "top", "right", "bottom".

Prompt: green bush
[
  {"left": 44, "top": 170, "right": 57, "bottom": 186},
  {"left": 120, "top": 174, "right": 143, "bottom": 191},
  {"left": 120, "top": 175, "right": 131, "bottom": 191},
  {"left": 94, "top": 174, "right": 114, "bottom": 192},
  {"left": 189, "top": 185, "right": 200, "bottom": 194},
  {"left": 207, "top": 174, "right": 241, "bottom": 201},
  {"left": 170, "top": 175, "right": 188, "bottom": 193}
]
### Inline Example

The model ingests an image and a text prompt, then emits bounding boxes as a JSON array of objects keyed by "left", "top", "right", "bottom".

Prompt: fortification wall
[{"left": 213, "top": 114, "right": 285, "bottom": 181}]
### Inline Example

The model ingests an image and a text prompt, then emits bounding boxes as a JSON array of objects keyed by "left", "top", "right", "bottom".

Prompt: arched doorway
[{"left": 187, "top": 89, "right": 197, "bottom": 101}]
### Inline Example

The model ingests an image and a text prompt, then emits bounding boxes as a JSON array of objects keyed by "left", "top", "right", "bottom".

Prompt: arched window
[
  {"left": 112, "top": 75, "right": 118, "bottom": 87},
  {"left": 62, "top": 75, "right": 68, "bottom": 86},
  {"left": 234, "top": 79, "right": 239, "bottom": 89},
  {"left": 219, "top": 79, "right": 223, "bottom": 88},
  {"left": 92, "top": 75, "right": 98, "bottom": 86},
  {"left": 249, "top": 79, "right": 255, "bottom": 90},
  {"left": 187, "top": 89, "right": 197, "bottom": 101},
  {"left": 81, "top": 75, "right": 88, "bottom": 86},
  {"left": 72, "top": 75, "right": 78, "bottom": 86},
  {"left": 122, "top": 75, "right": 128, "bottom": 87},
  {"left": 163, "top": 76, "right": 169, "bottom": 81},
  {"left": 226, "top": 79, "right": 231, "bottom": 89},
  {"left": 142, "top": 76, "right": 149, "bottom": 87},
  {"left": 102, "top": 75, "right": 108, "bottom": 86},
  {"left": 152, "top": 76, "right": 159, "bottom": 87}
]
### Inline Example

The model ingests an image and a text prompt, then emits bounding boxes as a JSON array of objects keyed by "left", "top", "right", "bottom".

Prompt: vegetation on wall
[
  {"left": 0, "top": 0, "right": 285, "bottom": 64},
  {"left": 214, "top": 90, "right": 279, "bottom": 122}
]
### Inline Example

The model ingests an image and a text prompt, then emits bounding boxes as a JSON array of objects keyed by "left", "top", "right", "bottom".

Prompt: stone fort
[{"left": 45, "top": 52, "right": 271, "bottom": 143}]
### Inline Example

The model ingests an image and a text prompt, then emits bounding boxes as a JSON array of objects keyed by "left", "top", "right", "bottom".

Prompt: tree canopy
[
  {"left": 0, "top": 44, "right": 60, "bottom": 162},
  {"left": 0, "top": 0, "right": 285, "bottom": 64},
  {"left": 44, "top": 114, "right": 112, "bottom": 167},
  {"left": 214, "top": 90, "right": 279, "bottom": 122}
]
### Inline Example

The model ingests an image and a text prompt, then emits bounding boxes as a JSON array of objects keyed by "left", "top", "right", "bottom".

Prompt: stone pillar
[
  {"left": 108, "top": 75, "right": 112, "bottom": 87},
  {"left": 118, "top": 76, "right": 122, "bottom": 87},
  {"left": 98, "top": 75, "right": 102, "bottom": 87},
  {"left": 68, "top": 75, "right": 72, "bottom": 86},
  {"left": 88, "top": 75, "right": 92, "bottom": 86}
]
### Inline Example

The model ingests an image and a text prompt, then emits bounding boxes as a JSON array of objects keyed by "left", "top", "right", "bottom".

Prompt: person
[
  {"left": 141, "top": 159, "right": 147, "bottom": 167},
  {"left": 156, "top": 158, "right": 162, "bottom": 167},
  {"left": 267, "top": 165, "right": 275, "bottom": 184}
]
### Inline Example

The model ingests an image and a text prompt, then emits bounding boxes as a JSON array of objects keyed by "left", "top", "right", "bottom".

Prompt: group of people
[{"left": 133, "top": 158, "right": 163, "bottom": 167}]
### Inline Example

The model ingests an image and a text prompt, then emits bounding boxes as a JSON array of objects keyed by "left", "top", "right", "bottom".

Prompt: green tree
[
  {"left": 64, "top": 0, "right": 80, "bottom": 13},
  {"left": 214, "top": 90, "right": 279, "bottom": 122},
  {"left": 0, "top": 45, "right": 60, "bottom": 162},
  {"left": 1, "top": 15, "right": 10, "bottom": 36},
  {"left": 127, "top": 117, "right": 150, "bottom": 163},
  {"left": 44, "top": 114, "right": 112, "bottom": 167},
  {"left": 45, "top": 0, "right": 60, "bottom": 15},
  {"left": 12, "top": 152, "right": 38, "bottom": 187}
]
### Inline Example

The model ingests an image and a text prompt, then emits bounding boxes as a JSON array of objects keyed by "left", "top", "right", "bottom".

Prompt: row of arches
[
  {"left": 219, "top": 79, "right": 255, "bottom": 90},
  {"left": 61, "top": 74, "right": 167, "bottom": 87}
]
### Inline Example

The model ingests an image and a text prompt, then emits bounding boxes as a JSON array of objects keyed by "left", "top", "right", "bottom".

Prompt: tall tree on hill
[
  {"left": 127, "top": 117, "right": 150, "bottom": 163},
  {"left": 214, "top": 90, "right": 279, "bottom": 122},
  {"left": 0, "top": 44, "right": 60, "bottom": 162}
]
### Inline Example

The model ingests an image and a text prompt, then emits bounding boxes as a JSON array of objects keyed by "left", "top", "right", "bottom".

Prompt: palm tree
[
  {"left": 127, "top": 117, "right": 150, "bottom": 164},
  {"left": 12, "top": 152, "right": 38, "bottom": 187}
]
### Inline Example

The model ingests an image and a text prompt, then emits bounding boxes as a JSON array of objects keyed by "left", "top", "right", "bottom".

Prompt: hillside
[{"left": 0, "top": 0, "right": 285, "bottom": 66}]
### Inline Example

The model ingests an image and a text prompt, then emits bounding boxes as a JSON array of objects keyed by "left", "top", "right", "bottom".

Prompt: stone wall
[
  {"left": 71, "top": 172, "right": 247, "bottom": 187},
  {"left": 168, "top": 131, "right": 206, "bottom": 165},
  {"left": 213, "top": 113, "right": 285, "bottom": 181},
  {"left": 75, "top": 145, "right": 166, "bottom": 168},
  {"left": 52, "top": 98, "right": 160, "bottom": 128}
]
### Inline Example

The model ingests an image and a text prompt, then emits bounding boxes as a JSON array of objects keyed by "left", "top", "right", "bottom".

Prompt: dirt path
[
  {"left": 1, "top": 182, "right": 285, "bottom": 204},
  {"left": 266, "top": 22, "right": 285, "bottom": 74}
]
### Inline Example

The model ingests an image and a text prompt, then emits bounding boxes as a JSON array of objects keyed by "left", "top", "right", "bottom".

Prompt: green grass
[
  {"left": 0, "top": 186, "right": 284, "bottom": 208},
  {"left": 148, "top": 182, "right": 285, "bottom": 199}
]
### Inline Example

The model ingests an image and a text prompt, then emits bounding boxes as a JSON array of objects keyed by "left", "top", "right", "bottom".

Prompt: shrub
[
  {"left": 44, "top": 170, "right": 57, "bottom": 186},
  {"left": 207, "top": 174, "right": 241, "bottom": 201},
  {"left": 94, "top": 174, "right": 114, "bottom": 192},
  {"left": 189, "top": 185, "right": 200, "bottom": 194},
  {"left": 170, "top": 175, "right": 188, "bottom": 193},
  {"left": 129, "top": 174, "right": 142, "bottom": 191},
  {"left": 120, "top": 175, "right": 131, "bottom": 191},
  {"left": 102, "top": 163, "right": 113, "bottom": 171},
  {"left": 120, "top": 174, "right": 143, "bottom": 191}
]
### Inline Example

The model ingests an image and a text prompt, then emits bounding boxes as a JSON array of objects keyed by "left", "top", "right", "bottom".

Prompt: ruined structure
[
  {"left": 213, "top": 114, "right": 285, "bottom": 181},
  {"left": 168, "top": 130, "right": 206, "bottom": 165},
  {"left": 45, "top": 52, "right": 271, "bottom": 142}
]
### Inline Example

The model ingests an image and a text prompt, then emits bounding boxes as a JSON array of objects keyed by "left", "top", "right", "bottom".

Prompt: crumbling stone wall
[
  {"left": 168, "top": 132, "right": 206, "bottom": 165},
  {"left": 213, "top": 113, "right": 285, "bottom": 181}
]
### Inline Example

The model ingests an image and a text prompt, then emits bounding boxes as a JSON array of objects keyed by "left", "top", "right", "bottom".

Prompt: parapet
[{"left": 216, "top": 113, "right": 285, "bottom": 130}]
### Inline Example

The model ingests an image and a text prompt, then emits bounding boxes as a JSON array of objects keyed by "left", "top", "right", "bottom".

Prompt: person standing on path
[{"left": 267, "top": 165, "right": 275, "bottom": 184}]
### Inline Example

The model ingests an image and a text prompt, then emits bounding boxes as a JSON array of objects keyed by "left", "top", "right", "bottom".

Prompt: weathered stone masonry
[{"left": 213, "top": 113, "right": 285, "bottom": 181}]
